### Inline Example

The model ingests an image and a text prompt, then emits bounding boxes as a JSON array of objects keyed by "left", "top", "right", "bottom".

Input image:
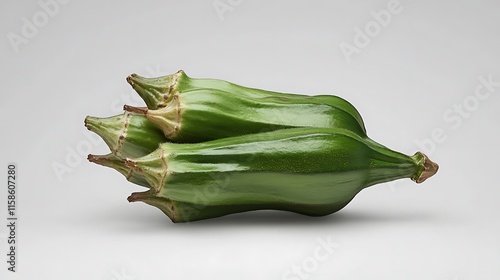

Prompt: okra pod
[
  {"left": 125, "top": 70, "right": 367, "bottom": 142},
  {"left": 125, "top": 128, "right": 438, "bottom": 222}
]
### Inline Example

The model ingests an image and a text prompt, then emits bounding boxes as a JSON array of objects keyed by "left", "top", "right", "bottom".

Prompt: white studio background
[{"left": 1, "top": 0, "right": 499, "bottom": 279}]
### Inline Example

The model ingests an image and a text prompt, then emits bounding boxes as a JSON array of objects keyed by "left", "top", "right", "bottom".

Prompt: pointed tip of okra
[
  {"left": 89, "top": 154, "right": 151, "bottom": 188},
  {"left": 127, "top": 190, "right": 179, "bottom": 222},
  {"left": 88, "top": 153, "right": 130, "bottom": 175},
  {"left": 88, "top": 153, "right": 119, "bottom": 164},
  {"left": 88, "top": 153, "right": 124, "bottom": 169},
  {"left": 127, "top": 190, "right": 152, "bottom": 202},
  {"left": 126, "top": 72, "right": 182, "bottom": 110},
  {"left": 87, "top": 153, "right": 105, "bottom": 164},
  {"left": 85, "top": 114, "right": 131, "bottom": 156},
  {"left": 84, "top": 115, "right": 98, "bottom": 131},
  {"left": 411, "top": 152, "right": 439, "bottom": 184},
  {"left": 125, "top": 74, "right": 137, "bottom": 86}
]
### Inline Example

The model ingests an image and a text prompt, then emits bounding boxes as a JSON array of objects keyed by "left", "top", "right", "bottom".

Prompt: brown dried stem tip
[
  {"left": 123, "top": 105, "right": 148, "bottom": 115},
  {"left": 415, "top": 153, "right": 439, "bottom": 183}
]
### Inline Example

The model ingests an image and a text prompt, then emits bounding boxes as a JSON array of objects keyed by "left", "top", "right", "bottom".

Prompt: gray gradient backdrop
[{"left": 1, "top": 0, "right": 499, "bottom": 279}]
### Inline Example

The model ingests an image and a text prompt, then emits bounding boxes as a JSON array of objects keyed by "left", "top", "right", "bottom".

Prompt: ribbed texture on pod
[
  {"left": 86, "top": 70, "right": 439, "bottom": 223},
  {"left": 126, "top": 70, "right": 367, "bottom": 137},
  {"left": 125, "top": 128, "right": 429, "bottom": 221},
  {"left": 124, "top": 89, "right": 367, "bottom": 142},
  {"left": 85, "top": 112, "right": 167, "bottom": 158},
  {"left": 126, "top": 72, "right": 179, "bottom": 109}
]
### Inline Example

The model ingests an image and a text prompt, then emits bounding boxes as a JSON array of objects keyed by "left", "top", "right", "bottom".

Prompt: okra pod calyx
[
  {"left": 126, "top": 70, "right": 184, "bottom": 109},
  {"left": 85, "top": 112, "right": 168, "bottom": 158},
  {"left": 88, "top": 153, "right": 150, "bottom": 188}
]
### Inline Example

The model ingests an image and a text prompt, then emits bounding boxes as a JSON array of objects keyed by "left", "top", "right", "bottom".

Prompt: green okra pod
[
  {"left": 125, "top": 127, "right": 438, "bottom": 222},
  {"left": 124, "top": 89, "right": 367, "bottom": 143},
  {"left": 85, "top": 71, "right": 439, "bottom": 223},
  {"left": 125, "top": 70, "right": 367, "bottom": 143}
]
